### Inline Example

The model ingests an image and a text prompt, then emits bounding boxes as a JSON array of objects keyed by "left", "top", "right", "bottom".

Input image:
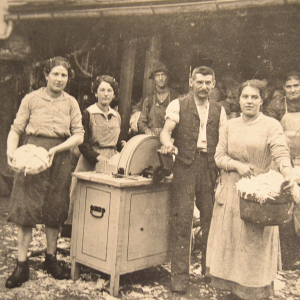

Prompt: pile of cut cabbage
[{"left": 236, "top": 169, "right": 300, "bottom": 203}]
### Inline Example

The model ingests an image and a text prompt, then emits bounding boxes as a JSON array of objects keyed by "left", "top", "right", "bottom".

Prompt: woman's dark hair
[
  {"left": 91, "top": 75, "right": 119, "bottom": 98},
  {"left": 238, "top": 79, "right": 267, "bottom": 101},
  {"left": 43, "top": 56, "right": 75, "bottom": 79},
  {"left": 284, "top": 71, "right": 300, "bottom": 85}
]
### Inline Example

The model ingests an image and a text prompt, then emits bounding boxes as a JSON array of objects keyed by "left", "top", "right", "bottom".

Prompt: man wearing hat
[{"left": 138, "top": 61, "right": 179, "bottom": 136}]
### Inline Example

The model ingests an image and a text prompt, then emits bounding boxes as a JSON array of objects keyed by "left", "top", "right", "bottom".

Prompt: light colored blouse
[
  {"left": 85, "top": 103, "right": 121, "bottom": 148},
  {"left": 78, "top": 103, "right": 121, "bottom": 164},
  {"left": 11, "top": 88, "right": 84, "bottom": 138},
  {"left": 215, "top": 113, "right": 291, "bottom": 172}
]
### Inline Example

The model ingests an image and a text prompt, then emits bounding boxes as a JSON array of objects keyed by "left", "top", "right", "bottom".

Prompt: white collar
[
  {"left": 34, "top": 87, "right": 68, "bottom": 101},
  {"left": 241, "top": 112, "right": 263, "bottom": 125},
  {"left": 87, "top": 103, "right": 118, "bottom": 116}
]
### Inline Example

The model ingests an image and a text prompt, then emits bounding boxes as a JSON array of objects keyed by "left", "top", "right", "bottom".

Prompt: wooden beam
[
  {"left": 118, "top": 38, "right": 137, "bottom": 141},
  {"left": 142, "top": 34, "right": 162, "bottom": 99},
  {"left": 7, "top": 0, "right": 293, "bottom": 21},
  {"left": 77, "top": 51, "right": 90, "bottom": 111}
]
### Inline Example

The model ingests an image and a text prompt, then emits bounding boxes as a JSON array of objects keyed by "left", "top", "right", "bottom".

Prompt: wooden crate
[{"left": 71, "top": 172, "right": 172, "bottom": 296}]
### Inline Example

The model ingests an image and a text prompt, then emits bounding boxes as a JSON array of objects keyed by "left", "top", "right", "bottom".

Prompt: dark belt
[
  {"left": 25, "top": 135, "right": 67, "bottom": 151},
  {"left": 26, "top": 135, "right": 66, "bottom": 142},
  {"left": 196, "top": 149, "right": 208, "bottom": 155}
]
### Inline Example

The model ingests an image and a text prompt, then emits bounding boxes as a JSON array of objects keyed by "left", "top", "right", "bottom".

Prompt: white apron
[
  {"left": 280, "top": 97, "right": 300, "bottom": 160},
  {"left": 280, "top": 97, "right": 300, "bottom": 235}
]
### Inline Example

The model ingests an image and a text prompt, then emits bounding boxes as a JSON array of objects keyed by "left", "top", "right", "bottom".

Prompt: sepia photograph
[{"left": 0, "top": 0, "right": 300, "bottom": 299}]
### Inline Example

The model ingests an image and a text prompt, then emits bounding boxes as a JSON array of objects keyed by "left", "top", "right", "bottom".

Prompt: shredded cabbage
[{"left": 236, "top": 169, "right": 300, "bottom": 203}]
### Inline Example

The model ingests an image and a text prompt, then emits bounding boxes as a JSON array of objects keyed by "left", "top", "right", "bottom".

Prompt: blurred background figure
[
  {"left": 138, "top": 61, "right": 179, "bottom": 136},
  {"left": 266, "top": 71, "right": 300, "bottom": 160}
]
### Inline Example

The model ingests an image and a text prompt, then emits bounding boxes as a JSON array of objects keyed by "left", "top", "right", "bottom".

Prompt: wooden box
[{"left": 71, "top": 172, "right": 172, "bottom": 296}]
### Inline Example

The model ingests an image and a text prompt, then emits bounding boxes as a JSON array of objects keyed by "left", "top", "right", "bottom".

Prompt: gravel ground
[{"left": 0, "top": 196, "right": 300, "bottom": 300}]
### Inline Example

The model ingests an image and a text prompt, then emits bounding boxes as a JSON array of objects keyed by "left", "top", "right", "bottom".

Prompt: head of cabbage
[{"left": 13, "top": 144, "right": 49, "bottom": 175}]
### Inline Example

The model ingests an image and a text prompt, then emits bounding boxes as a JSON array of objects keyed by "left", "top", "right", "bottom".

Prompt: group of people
[
  {"left": 159, "top": 66, "right": 296, "bottom": 299},
  {"left": 4, "top": 55, "right": 300, "bottom": 300}
]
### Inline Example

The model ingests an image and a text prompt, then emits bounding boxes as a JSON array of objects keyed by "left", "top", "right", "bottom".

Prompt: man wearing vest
[
  {"left": 138, "top": 61, "right": 179, "bottom": 136},
  {"left": 160, "top": 66, "right": 227, "bottom": 294}
]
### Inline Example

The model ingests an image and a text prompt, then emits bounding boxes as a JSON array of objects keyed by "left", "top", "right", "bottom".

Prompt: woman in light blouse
[
  {"left": 206, "top": 79, "right": 294, "bottom": 299},
  {"left": 5, "top": 56, "right": 84, "bottom": 288}
]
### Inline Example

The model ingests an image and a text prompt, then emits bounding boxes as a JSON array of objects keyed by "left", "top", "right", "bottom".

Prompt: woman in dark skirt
[{"left": 5, "top": 56, "right": 84, "bottom": 288}]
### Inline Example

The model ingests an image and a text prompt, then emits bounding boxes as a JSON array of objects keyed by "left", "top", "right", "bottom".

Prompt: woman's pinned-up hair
[
  {"left": 238, "top": 79, "right": 268, "bottom": 101},
  {"left": 91, "top": 75, "right": 119, "bottom": 97},
  {"left": 43, "top": 56, "right": 75, "bottom": 79},
  {"left": 284, "top": 71, "right": 300, "bottom": 84}
]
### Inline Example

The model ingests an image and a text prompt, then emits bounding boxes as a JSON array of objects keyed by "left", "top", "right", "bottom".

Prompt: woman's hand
[
  {"left": 97, "top": 154, "right": 108, "bottom": 164},
  {"left": 280, "top": 167, "right": 294, "bottom": 195},
  {"left": 236, "top": 163, "right": 255, "bottom": 178},
  {"left": 281, "top": 175, "right": 294, "bottom": 195},
  {"left": 7, "top": 152, "right": 20, "bottom": 173},
  {"left": 48, "top": 147, "right": 57, "bottom": 167}
]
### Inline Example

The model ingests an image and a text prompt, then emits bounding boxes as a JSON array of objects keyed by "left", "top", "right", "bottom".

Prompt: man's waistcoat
[{"left": 173, "top": 92, "right": 222, "bottom": 166}]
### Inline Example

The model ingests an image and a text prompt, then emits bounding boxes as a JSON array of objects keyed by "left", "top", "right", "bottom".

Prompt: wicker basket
[{"left": 239, "top": 192, "right": 294, "bottom": 226}]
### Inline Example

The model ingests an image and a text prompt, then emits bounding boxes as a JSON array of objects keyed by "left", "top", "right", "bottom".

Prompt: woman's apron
[
  {"left": 65, "top": 107, "right": 120, "bottom": 224},
  {"left": 280, "top": 97, "right": 300, "bottom": 235},
  {"left": 280, "top": 97, "right": 300, "bottom": 160}
]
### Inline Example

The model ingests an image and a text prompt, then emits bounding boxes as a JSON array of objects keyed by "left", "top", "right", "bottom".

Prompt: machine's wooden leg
[
  {"left": 70, "top": 181, "right": 81, "bottom": 281},
  {"left": 110, "top": 272, "right": 120, "bottom": 297},
  {"left": 71, "top": 260, "right": 80, "bottom": 280}
]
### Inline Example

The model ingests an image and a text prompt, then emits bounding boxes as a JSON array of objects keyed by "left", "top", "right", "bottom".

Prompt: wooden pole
[
  {"left": 142, "top": 34, "right": 162, "bottom": 99},
  {"left": 77, "top": 51, "right": 90, "bottom": 111},
  {"left": 119, "top": 38, "right": 137, "bottom": 141}
]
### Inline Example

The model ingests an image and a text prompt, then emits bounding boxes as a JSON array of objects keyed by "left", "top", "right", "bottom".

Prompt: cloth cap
[{"left": 149, "top": 62, "right": 169, "bottom": 79}]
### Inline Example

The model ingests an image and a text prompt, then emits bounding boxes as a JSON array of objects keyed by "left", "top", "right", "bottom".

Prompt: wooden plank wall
[{"left": 119, "top": 38, "right": 137, "bottom": 142}]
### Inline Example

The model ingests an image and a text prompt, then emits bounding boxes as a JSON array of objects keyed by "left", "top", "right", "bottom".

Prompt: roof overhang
[{"left": 5, "top": 0, "right": 300, "bottom": 22}]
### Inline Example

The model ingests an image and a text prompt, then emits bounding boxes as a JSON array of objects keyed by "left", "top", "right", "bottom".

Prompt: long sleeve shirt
[
  {"left": 11, "top": 87, "right": 84, "bottom": 138},
  {"left": 215, "top": 113, "right": 291, "bottom": 172}
]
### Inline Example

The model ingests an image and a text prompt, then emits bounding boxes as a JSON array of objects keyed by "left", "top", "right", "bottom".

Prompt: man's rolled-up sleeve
[{"left": 165, "top": 99, "right": 180, "bottom": 124}]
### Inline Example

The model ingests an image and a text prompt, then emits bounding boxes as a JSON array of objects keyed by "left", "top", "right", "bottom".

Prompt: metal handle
[{"left": 90, "top": 205, "right": 105, "bottom": 218}]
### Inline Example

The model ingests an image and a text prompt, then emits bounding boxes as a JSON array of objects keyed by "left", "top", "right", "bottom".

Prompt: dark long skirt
[{"left": 7, "top": 136, "right": 71, "bottom": 228}]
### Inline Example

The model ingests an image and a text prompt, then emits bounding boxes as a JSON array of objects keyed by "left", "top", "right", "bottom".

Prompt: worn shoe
[
  {"left": 44, "top": 253, "right": 70, "bottom": 280},
  {"left": 171, "top": 277, "right": 188, "bottom": 294},
  {"left": 5, "top": 260, "right": 29, "bottom": 289}
]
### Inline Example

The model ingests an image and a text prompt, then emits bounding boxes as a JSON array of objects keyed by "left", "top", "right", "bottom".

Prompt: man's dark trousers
[{"left": 170, "top": 150, "right": 216, "bottom": 288}]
